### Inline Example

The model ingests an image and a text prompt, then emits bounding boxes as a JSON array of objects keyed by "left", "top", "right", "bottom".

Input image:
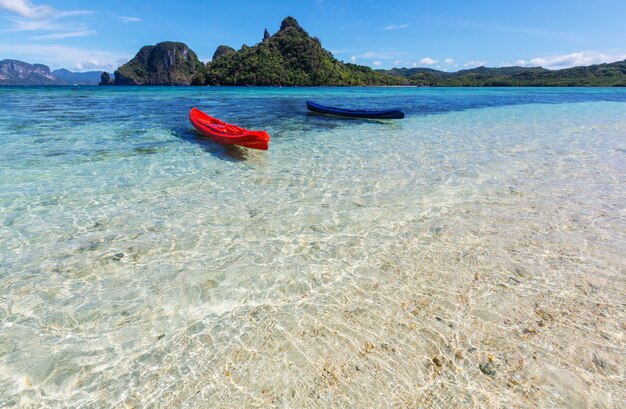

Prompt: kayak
[
  {"left": 306, "top": 100, "right": 405, "bottom": 119},
  {"left": 189, "top": 107, "right": 270, "bottom": 150}
]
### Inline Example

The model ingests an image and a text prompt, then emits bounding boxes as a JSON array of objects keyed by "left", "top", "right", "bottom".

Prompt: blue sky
[{"left": 1, "top": 0, "right": 626, "bottom": 72}]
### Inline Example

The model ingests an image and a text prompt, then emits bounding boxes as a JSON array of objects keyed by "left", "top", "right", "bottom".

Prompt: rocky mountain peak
[
  {"left": 0, "top": 59, "right": 63, "bottom": 84},
  {"left": 212, "top": 45, "right": 236, "bottom": 61},
  {"left": 113, "top": 41, "right": 202, "bottom": 85},
  {"left": 100, "top": 72, "right": 114, "bottom": 85},
  {"left": 279, "top": 16, "right": 305, "bottom": 34}
]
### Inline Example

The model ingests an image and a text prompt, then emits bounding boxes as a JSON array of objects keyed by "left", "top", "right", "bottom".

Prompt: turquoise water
[{"left": 1, "top": 87, "right": 625, "bottom": 407}]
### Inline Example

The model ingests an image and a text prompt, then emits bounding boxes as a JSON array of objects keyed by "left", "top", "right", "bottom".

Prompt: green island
[
  {"left": 108, "top": 42, "right": 203, "bottom": 86},
  {"left": 382, "top": 64, "right": 626, "bottom": 87},
  {"left": 105, "top": 17, "right": 626, "bottom": 87},
  {"left": 2, "top": 17, "right": 626, "bottom": 87},
  {"left": 192, "top": 17, "right": 400, "bottom": 86}
]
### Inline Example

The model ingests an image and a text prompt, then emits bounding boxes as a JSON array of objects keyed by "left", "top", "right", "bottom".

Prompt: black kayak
[{"left": 306, "top": 100, "right": 405, "bottom": 119}]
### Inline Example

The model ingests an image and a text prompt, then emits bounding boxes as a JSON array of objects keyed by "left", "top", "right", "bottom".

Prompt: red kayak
[{"left": 189, "top": 107, "right": 270, "bottom": 150}]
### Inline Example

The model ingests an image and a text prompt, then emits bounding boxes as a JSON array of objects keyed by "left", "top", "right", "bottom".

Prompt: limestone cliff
[
  {"left": 0, "top": 59, "right": 63, "bottom": 85},
  {"left": 113, "top": 42, "right": 203, "bottom": 85}
]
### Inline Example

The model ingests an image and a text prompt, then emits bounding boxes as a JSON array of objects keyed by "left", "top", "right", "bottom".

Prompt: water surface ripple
[{"left": 0, "top": 87, "right": 625, "bottom": 407}]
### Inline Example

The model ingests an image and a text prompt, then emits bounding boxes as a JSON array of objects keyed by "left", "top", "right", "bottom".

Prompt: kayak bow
[{"left": 189, "top": 107, "right": 270, "bottom": 150}]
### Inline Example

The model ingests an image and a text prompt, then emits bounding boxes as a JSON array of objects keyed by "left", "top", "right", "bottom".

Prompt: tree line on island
[
  {"left": 100, "top": 17, "right": 400, "bottom": 86},
  {"left": 100, "top": 17, "right": 626, "bottom": 87},
  {"left": 2, "top": 17, "right": 626, "bottom": 87}
]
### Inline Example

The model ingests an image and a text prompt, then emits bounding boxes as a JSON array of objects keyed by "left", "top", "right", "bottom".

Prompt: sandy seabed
[{"left": 1, "top": 89, "right": 624, "bottom": 407}]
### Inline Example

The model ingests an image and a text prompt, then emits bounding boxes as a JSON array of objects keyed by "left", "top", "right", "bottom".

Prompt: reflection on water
[
  {"left": 173, "top": 126, "right": 254, "bottom": 162},
  {"left": 0, "top": 87, "right": 625, "bottom": 407}
]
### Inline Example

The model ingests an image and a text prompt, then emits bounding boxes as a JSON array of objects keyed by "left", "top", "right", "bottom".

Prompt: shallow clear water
[{"left": 0, "top": 86, "right": 625, "bottom": 407}]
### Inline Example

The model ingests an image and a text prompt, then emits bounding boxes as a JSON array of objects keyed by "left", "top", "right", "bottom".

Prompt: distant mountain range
[
  {"left": 51, "top": 68, "right": 101, "bottom": 85},
  {"left": 0, "top": 59, "right": 62, "bottom": 85},
  {"left": 3, "top": 17, "right": 626, "bottom": 87},
  {"left": 0, "top": 60, "right": 101, "bottom": 85}
]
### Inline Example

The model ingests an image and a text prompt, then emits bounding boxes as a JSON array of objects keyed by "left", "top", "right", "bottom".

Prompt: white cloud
[
  {"left": 517, "top": 51, "right": 626, "bottom": 69},
  {"left": 411, "top": 62, "right": 417, "bottom": 68},
  {"left": 118, "top": 16, "right": 140, "bottom": 23},
  {"left": 0, "top": 0, "right": 54, "bottom": 19},
  {"left": 0, "top": 0, "right": 91, "bottom": 32},
  {"left": 0, "top": 42, "right": 130, "bottom": 71},
  {"left": 419, "top": 57, "right": 438, "bottom": 65},
  {"left": 73, "top": 56, "right": 111, "bottom": 71},
  {"left": 53, "top": 9, "right": 90, "bottom": 19},
  {"left": 444, "top": 58, "right": 454, "bottom": 65},
  {"left": 394, "top": 59, "right": 400, "bottom": 66},
  {"left": 372, "top": 61, "right": 383, "bottom": 66},
  {"left": 350, "top": 55, "right": 357, "bottom": 63},
  {"left": 0, "top": 0, "right": 89, "bottom": 20},
  {"left": 463, "top": 60, "right": 486, "bottom": 68},
  {"left": 382, "top": 24, "right": 409, "bottom": 31},
  {"left": 111, "top": 14, "right": 141, "bottom": 23},
  {"left": 7, "top": 16, "right": 60, "bottom": 30},
  {"left": 357, "top": 51, "right": 405, "bottom": 60},
  {"left": 32, "top": 29, "right": 96, "bottom": 40}
]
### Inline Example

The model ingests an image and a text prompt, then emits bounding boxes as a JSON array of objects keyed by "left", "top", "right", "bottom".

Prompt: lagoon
[{"left": 1, "top": 86, "right": 625, "bottom": 407}]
